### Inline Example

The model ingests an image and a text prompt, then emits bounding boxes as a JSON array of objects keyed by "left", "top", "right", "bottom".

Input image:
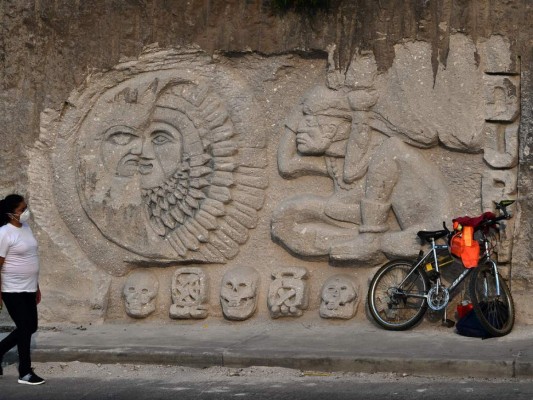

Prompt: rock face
[{"left": 0, "top": 1, "right": 531, "bottom": 326}]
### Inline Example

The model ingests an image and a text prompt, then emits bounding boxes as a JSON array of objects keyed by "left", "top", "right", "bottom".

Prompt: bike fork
[{"left": 487, "top": 259, "right": 501, "bottom": 297}]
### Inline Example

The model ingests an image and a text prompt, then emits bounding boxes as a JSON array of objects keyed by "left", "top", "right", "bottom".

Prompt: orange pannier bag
[{"left": 450, "top": 225, "right": 480, "bottom": 268}]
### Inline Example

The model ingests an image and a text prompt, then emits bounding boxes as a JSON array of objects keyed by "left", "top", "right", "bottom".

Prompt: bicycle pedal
[{"left": 442, "top": 319, "right": 455, "bottom": 328}]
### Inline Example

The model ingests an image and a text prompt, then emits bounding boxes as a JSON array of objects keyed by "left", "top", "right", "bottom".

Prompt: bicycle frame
[
  {"left": 368, "top": 200, "right": 514, "bottom": 332},
  {"left": 397, "top": 238, "right": 473, "bottom": 301},
  {"left": 479, "top": 234, "right": 501, "bottom": 297}
]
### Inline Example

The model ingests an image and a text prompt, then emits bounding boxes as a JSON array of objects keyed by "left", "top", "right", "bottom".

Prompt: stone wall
[{"left": 1, "top": 0, "right": 531, "bottom": 326}]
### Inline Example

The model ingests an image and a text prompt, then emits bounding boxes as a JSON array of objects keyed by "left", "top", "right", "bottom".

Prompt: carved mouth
[
  {"left": 117, "top": 155, "right": 140, "bottom": 177},
  {"left": 138, "top": 163, "right": 154, "bottom": 175},
  {"left": 296, "top": 136, "right": 307, "bottom": 145},
  {"left": 222, "top": 297, "right": 253, "bottom": 309}
]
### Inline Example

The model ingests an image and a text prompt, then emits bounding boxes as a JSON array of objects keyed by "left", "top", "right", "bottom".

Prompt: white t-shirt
[{"left": 0, "top": 222, "right": 40, "bottom": 292}]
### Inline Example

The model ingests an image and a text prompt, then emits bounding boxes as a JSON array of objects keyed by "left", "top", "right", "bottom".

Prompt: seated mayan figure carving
[
  {"left": 272, "top": 52, "right": 452, "bottom": 264},
  {"left": 272, "top": 86, "right": 363, "bottom": 258}
]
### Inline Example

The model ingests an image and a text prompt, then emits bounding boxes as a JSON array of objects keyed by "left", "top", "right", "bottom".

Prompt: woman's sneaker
[{"left": 18, "top": 370, "right": 45, "bottom": 385}]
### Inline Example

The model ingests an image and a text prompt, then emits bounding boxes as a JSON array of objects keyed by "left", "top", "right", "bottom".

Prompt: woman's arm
[{"left": 0, "top": 256, "right": 4, "bottom": 310}]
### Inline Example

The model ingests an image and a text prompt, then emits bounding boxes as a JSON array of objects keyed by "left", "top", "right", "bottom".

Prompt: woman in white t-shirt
[{"left": 0, "top": 194, "right": 45, "bottom": 385}]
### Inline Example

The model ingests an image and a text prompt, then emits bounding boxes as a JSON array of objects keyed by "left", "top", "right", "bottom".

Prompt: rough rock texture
[{"left": 0, "top": 1, "right": 531, "bottom": 326}]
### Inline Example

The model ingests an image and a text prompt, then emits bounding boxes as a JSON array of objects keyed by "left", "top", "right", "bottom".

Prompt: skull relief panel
[
  {"left": 123, "top": 270, "right": 159, "bottom": 319},
  {"left": 220, "top": 266, "right": 260, "bottom": 321},
  {"left": 319, "top": 275, "right": 359, "bottom": 319}
]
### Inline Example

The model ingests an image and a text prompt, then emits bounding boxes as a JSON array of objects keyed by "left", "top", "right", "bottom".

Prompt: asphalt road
[{"left": 1, "top": 362, "right": 532, "bottom": 400}]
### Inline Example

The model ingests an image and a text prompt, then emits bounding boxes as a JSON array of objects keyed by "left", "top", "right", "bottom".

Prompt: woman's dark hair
[{"left": 0, "top": 194, "right": 25, "bottom": 226}]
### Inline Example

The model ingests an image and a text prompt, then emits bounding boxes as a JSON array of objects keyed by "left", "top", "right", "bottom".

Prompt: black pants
[{"left": 0, "top": 292, "right": 38, "bottom": 377}]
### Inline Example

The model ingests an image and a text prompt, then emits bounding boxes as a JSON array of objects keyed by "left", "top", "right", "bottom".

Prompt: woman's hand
[{"left": 36, "top": 287, "right": 41, "bottom": 305}]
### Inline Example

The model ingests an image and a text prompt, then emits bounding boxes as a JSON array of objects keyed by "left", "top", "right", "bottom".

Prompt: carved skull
[
  {"left": 319, "top": 275, "right": 358, "bottom": 319},
  {"left": 220, "top": 266, "right": 259, "bottom": 321},
  {"left": 123, "top": 270, "right": 159, "bottom": 319}
]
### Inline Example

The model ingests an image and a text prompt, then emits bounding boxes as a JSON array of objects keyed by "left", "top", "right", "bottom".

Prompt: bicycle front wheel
[
  {"left": 469, "top": 263, "right": 515, "bottom": 337},
  {"left": 367, "top": 260, "right": 430, "bottom": 330}
]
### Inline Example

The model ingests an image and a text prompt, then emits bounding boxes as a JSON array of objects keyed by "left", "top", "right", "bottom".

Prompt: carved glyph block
[
  {"left": 479, "top": 35, "right": 518, "bottom": 74},
  {"left": 484, "top": 75, "right": 520, "bottom": 122},
  {"left": 319, "top": 275, "right": 359, "bottom": 319},
  {"left": 220, "top": 266, "right": 260, "bottom": 321},
  {"left": 481, "top": 170, "right": 517, "bottom": 212},
  {"left": 483, "top": 122, "right": 519, "bottom": 169},
  {"left": 481, "top": 170, "right": 517, "bottom": 263},
  {"left": 268, "top": 267, "right": 309, "bottom": 318},
  {"left": 170, "top": 267, "right": 208, "bottom": 319}
]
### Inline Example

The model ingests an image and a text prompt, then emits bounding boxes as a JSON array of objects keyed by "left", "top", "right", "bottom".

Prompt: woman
[{"left": 0, "top": 194, "right": 45, "bottom": 385}]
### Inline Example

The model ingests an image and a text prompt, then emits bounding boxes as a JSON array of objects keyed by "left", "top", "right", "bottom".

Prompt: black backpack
[{"left": 455, "top": 301, "right": 508, "bottom": 339}]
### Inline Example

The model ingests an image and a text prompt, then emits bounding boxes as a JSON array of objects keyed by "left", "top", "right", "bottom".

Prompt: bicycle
[{"left": 367, "top": 200, "right": 515, "bottom": 336}]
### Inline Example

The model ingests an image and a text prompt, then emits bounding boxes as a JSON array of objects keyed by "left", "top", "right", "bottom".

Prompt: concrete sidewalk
[{"left": 2, "top": 319, "right": 532, "bottom": 379}]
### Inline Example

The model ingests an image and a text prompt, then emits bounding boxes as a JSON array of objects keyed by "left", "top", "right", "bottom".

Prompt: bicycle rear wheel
[
  {"left": 367, "top": 260, "right": 429, "bottom": 330},
  {"left": 469, "top": 263, "right": 515, "bottom": 337}
]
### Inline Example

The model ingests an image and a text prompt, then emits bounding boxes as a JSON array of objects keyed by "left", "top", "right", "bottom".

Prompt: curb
[{"left": 25, "top": 346, "right": 527, "bottom": 379}]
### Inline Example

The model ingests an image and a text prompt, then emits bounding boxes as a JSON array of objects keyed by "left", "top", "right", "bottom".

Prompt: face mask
[
  {"left": 18, "top": 209, "right": 31, "bottom": 223},
  {"left": 10, "top": 209, "right": 31, "bottom": 223}
]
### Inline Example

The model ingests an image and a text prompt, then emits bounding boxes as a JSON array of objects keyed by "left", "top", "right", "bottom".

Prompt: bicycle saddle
[{"left": 417, "top": 229, "right": 449, "bottom": 243}]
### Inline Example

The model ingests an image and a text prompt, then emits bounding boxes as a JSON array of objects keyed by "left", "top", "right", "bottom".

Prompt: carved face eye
[
  {"left": 151, "top": 130, "right": 173, "bottom": 146},
  {"left": 128, "top": 287, "right": 136, "bottom": 292},
  {"left": 239, "top": 283, "right": 247, "bottom": 288},
  {"left": 141, "top": 288, "right": 149, "bottom": 294},
  {"left": 105, "top": 126, "right": 138, "bottom": 146},
  {"left": 302, "top": 115, "right": 319, "bottom": 128}
]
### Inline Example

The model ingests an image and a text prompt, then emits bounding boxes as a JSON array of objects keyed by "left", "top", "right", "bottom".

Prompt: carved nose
[{"left": 133, "top": 135, "right": 155, "bottom": 160}]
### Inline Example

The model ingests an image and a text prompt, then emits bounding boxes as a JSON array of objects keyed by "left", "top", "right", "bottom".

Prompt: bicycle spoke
[
  {"left": 368, "top": 260, "right": 429, "bottom": 330},
  {"left": 469, "top": 263, "right": 514, "bottom": 336}
]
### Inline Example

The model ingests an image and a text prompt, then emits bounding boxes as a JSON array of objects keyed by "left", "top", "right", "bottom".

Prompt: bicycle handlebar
[{"left": 475, "top": 200, "right": 515, "bottom": 231}]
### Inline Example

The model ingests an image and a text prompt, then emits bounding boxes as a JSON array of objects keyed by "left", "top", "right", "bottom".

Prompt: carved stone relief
[
  {"left": 479, "top": 35, "right": 520, "bottom": 264},
  {"left": 32, "top": 46, "right": 267, "bottom": 277},
  {"left": 220, "top": 266, "right": 260, "bottom": 321},
  {"left": 319, "top": 275, "right": 359, "bottom": 320},
  {"left": 268, "top": 267, "right": 309, "bottom": 318},
  {"left": 272, "top": 34, "right": 520, "bottom": 267},
  {"left": 272, "top": 49, "right": 452, "bottom": 265},
  {"left": 170, "top": 267, "right": 208, "bottom": 319},
  {"left": 123, "top": 270, "right": 159, "bottom": 319},
  {"left": 25, "top": 34, "right": 521, "bottom": 324},
  {"left": 483, "top": 75, "right": 520, "bottom": 122}
]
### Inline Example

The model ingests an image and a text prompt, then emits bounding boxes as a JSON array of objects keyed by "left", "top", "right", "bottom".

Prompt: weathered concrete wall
[{"left": 1, "top": 0, "right": 531, "bottom": 327}]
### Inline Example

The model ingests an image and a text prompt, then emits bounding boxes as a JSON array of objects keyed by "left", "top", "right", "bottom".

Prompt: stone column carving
[{"left": 480, "top": 35, "right": 520, "bottom": 264}]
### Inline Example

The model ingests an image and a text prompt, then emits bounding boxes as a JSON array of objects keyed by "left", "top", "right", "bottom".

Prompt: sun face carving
[{"left": 36, "top": 48, "right": 267, "bottom": 274}]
